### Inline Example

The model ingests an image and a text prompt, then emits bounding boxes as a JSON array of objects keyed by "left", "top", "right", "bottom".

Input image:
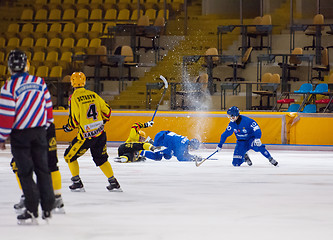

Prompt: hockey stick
[
  {"left": 195, "top": 150, "right": 218, "bottom": 167},
  {"left": 151, "top": 75, "right": 168, "bottom": 121}
]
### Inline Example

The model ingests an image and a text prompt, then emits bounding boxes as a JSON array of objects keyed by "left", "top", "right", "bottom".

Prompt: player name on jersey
[{"left": 77, "top": 94, "right": 96, "bottom": 102}]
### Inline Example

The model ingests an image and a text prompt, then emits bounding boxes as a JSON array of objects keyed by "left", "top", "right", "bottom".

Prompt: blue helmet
[
  {"left": 227, "top": 106, "right": 240, "bottom": 117},
  {"left": 189, "top": 138, "right": 200, "bottom": 150}
]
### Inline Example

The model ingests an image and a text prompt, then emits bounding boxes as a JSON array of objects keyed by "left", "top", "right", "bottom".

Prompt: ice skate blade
[
  {"left": 107, "top": 187, "right": 123, "bottom": 192},
  {"left": 154, "top": 146, "right": 167, "bottom": 152},
  {"left": 52, "top": 208, "right": 66, "bottom": 214},
  {"left": 70, "top": 188, "right": 85, "bottom": 192},
  {"left": 17, "top": 218, "right": 38, "bottom": 225},
  {"left": 114, "top": 157, "right": 127, "bottom": 163}
]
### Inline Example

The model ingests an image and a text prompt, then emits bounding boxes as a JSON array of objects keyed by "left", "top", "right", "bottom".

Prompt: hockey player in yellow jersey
[
  {"left": 115, "top": 121, "right": 165, "bottom": 163},
  {"left": 63, "top": 72, "right": 121, "bottom": 192}
]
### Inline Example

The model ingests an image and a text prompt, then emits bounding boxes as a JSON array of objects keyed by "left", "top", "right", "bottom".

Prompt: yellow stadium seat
[
  {"left": 90, "top": 0, "right": 103, "bottom": 10},
  {"left": 0, "top": 51, "right": 5, "bottom": 64},
  {"left": 61, "top": 22, "right": 75, "bottom": 39},
  {"left": 102, "top": 0, "right": 117, "bottom": 12},
  {"left": 47, "top": 23, "right": 62, "bottom": 40},
  {"left": 4, "top": 23, "right": 20, "bottom": 40},
  {"left": 73, "top": 22, "right": 89, "bottom": 40},
  {"left": 104, "top": 9, "right": 117, "bottom": 21},
  {"left": 28, "top": 64, "right": 36, "bottom": 75},
  {"left": 0, "top": 37, "right": 6, "bottom": 49},
  {"left": 20, "top": 37, "right": 34, "bottom": 52},
  {"left": 49, "top": 9, "right": 62, "bottom": 21},
  {"left": 62, "top": 0, "right": 75, "bottom": 10},
  {"left": 73, "top": 38, "right": 89, "bottom": 53},
  {"left": 6, "top": 37, "right": 20, "bottom": 53},
  {"left": 34, "top": 38, "right": 48, "bottom": 52},
  {"left": 88, "top": 22, "right": 103, "bottom": 40},
  {"left": 58, "top": 51, "right": 72, "bottom": 69},
  {"left": 34, "top": 23, "right": 48, "bottom": 40},
  {"left": 157, "top": 9, "right": 169, "bottom": 20},
  {"left": 34, "top": 9, "right": 48, "bottom": 21},
  {"left": 44, "top": 51, "right": 59, "bottom": 68},
  {"left": 102, "top": 22, "right": 116, "bottom": 37},
  {"left": 145, "top": 9, "right": 157, "bottom": 22},
  {"left": 47, "top": 38, "right": 62, "bottom": 52},
  {"left": 76, "top": 0, "right": 90, "bottom": 10},
  {"left": 117, "top": 0, "right": 131, "bottom": 10},
  {"left": 117, "top": 9, "right": 130, "bottom": 24},
  {"left": 35, "top": 66, "right": 49, "bottom": 78},
  {"left": 75, "top": 8, "right": 89, "bottom": 24},
  {"left": 89, "top": 9, "right": 102, "bottom": 22},
  {"left": 60, "top": 37, "right": 75, "bottom": 54},
  {"left": 131, "top": 9, "right": 144, "bottom": 21},
  {"left": 49, "top": 65, "right": 63, "bottom": 78},
  {"left": 62, "top": 8, "right": 75, "bottom": 22},
  {"left": 34, "top": 0, "right": 48, "bottom": 11},
  {"left": 20, "top": 9, "right": 34, "bottom": 21},
  {"left": 18, "top": 23, "right": 34, "bottom": 40},
  {"left": 0, "top": 65, "right": 7, "bottom": 84},
  {"left": 49, "top": 0, "right": 62, "bottom": 9},
  {"left": 25, "top": 51, "right": 32, "bottom": 61},
  {"left": 86, "top": 38, "right": 101, "bottom": 55},
  {"left": 31, "top": 51, "right": 46, "bottom": 68}
]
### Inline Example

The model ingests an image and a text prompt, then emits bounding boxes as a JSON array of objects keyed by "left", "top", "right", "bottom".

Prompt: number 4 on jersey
[{"left": 87, "top": 104, "right": 98, "bottom": 120}]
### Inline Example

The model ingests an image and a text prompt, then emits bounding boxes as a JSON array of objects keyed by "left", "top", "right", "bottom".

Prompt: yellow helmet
[{"left": 70, "top": 72, "right": 86, "bottom": 88}]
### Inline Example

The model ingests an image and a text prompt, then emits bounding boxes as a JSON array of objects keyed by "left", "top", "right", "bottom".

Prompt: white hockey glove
[
  {"left": 144, "top": 121, "right": 154, "bottom": 128},
  {"left": 63, "top": 124, "right": 73, "bottom": 132},
  {"left": 215, "top": 146, "right": 222, "bottom": 152},
  {"left": 253, "top": 138, "right": 262, "bottom": 147},
  {"left": 145, "top": 136, "right": 154, "bottom": 144},
  {"left": 192, "top": 155, "right": 203, "bottom": 162}
]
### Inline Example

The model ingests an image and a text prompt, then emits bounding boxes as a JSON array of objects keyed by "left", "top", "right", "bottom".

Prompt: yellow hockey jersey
[
  {"left": 67, "top": 88, "right": 111, "bottom": 140},
  {"left": 125, "top": 122, "right": 145, "bottom": 143}
]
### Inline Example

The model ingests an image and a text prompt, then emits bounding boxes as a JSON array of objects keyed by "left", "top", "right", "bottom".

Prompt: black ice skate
[
  {"left": 14, "top": 195, "right": 25, "bottom": 213},
  {"left": 17, "top": 210, "right": 38, "bottom": 225},
  {"left": 269, "top": 157, "right": 278, "bottom": 166},
  {"left": 244, "top": 153, "right": 253, "bottom": 166},
  {"left": 69, "top": 176, "right": 85, "bottom": 192},
  {"left": 42, "top": 210, "right": 52, "bottom": 223},
  {"left": 52, "top": 194, "right": 65, "bottom": 214},
  {"left": 135, "top": 156, "right": 146, "bottom": 162},
  {"left": 107, "top": 177, "right": 122, "bottom": 192}
]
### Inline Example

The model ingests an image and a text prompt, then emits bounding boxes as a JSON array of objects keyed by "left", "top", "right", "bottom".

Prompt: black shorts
[
  {"left": 118, "top": 142, "right": 145, "bottom": 162},
  {"left": 64, "top": 131, "right": 108, "bottom": 166}
]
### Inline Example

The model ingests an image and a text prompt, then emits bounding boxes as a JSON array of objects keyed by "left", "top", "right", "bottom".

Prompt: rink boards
[{"left": 53, "top": 110, "right": 333, "bottom": 146}]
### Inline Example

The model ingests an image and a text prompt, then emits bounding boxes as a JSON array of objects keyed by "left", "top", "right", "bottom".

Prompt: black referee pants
[{"left": 10, "top": 127, "right": 55, "bottom": 214}]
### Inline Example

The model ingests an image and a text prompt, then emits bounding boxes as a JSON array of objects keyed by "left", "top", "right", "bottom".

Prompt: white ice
[{"left": 1, "top": 144, "right": 333, "bottom": 240}]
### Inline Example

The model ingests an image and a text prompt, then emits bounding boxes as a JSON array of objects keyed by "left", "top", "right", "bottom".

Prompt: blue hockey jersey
[
  {"left": 153, "top": 131, "right": 194, "bottom": 161},
  {"left": 218, "top": 115, "right": 262, "bottom": 148}
]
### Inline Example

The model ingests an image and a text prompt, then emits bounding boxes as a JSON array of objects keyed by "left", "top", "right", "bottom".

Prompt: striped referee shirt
[{"left": 0, "top": 72, "right": 53, "bottom": 142}]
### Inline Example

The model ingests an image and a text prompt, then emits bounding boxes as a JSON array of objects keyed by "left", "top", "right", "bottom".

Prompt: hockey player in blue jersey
[
  {"left": 216, "top": 106, "right": 278, "bottom": 167},
  {"left": 144, "top": 131, "right": 201, "bottom": 162}
]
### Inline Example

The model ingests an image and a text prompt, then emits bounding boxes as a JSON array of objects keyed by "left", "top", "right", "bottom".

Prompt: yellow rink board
[{"left": 53, "top": 110, "right": 333, "bottom": 146}]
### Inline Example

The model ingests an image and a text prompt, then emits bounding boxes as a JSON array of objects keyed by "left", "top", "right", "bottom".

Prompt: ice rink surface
[{"left": 1, "top": 144, "right": 333, "bottom": 240}]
